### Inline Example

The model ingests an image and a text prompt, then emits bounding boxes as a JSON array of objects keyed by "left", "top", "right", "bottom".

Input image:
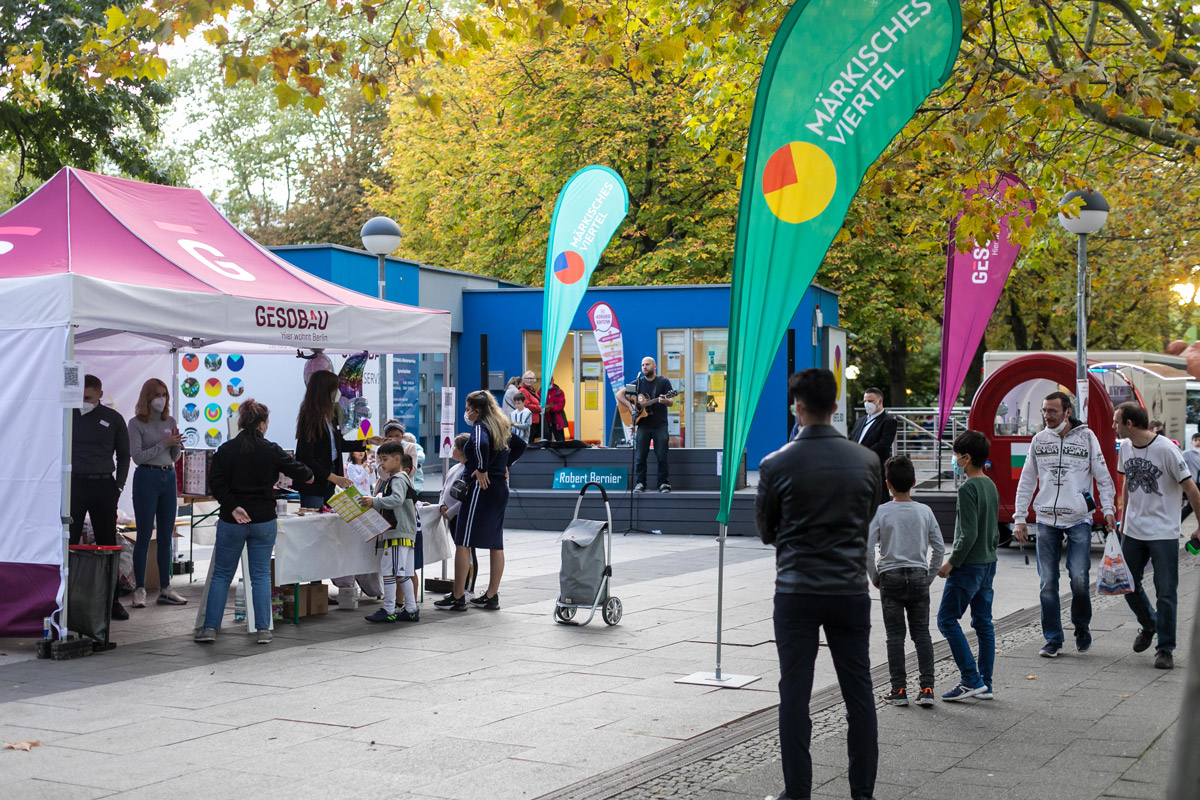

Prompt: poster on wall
[
  {"left": 822, "top": 326, "right": 848, "bottom": 436},
  {"left": 391, "top": 354, "right": 420, "bottom": 432},
  {"left": 586, "top": 302, "right": 632, "bottom": 440},
  {"left": 175, "top": 351, "right": 381, "bottom": 451}
]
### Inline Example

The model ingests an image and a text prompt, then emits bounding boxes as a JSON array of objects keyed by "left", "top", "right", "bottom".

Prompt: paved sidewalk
[{"left": 665, "top": 556, "right": 1199, "bottom": 800}]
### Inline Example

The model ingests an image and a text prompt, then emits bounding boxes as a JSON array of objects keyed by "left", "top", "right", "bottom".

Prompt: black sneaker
[
  {"left": 916, "top": 687, "right": 935, "bottom": 706},
  {"left": 110, "top": 602, "right": 129, "bottom": 621},
  {"left": 1134, "top": 628, "right": 1155, "bottom": 653},
  {"left": 1155, "top": 651, "right": 1174, "bottom": 670},
  {"left": 469, "top": 592, "right": 500, "bottom": 610},
  {"left": 633, "top": 483, "right": 645, "bottom": 493},
  {"left": 394, "top": 608, "right": 420, "bottom": 622},
  {"left": 883, "top": 687, "right": 908, "bottom": 706},
  {"left": 434, "top": 594, "right": 468, "bottom": 612},
  {"left": 1076, "top": 629, "right": 1093, "bottom": 652},
  {"left": 1039, "top": 642, "right": 1061, "bottom": 658},
  {"left": 659, "top": 484, "right": 671, "bottom": 493}
]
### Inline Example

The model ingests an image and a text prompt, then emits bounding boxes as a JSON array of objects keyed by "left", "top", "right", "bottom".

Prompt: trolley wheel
[
  {"left": 602, "top": 597, "right": 623, "bottom": 626},
  {"left": 555, "top": 605, "right": 577, "bottom": 623}
]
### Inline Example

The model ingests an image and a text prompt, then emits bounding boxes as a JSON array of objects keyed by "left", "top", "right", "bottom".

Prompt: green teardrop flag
[{"left": 718, "top": 0, "right": 962, "bottom": 524}]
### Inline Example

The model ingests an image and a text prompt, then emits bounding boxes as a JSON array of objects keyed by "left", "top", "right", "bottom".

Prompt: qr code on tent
[{"left": 63, "top": 364, "right": 80, "bottom": 388}]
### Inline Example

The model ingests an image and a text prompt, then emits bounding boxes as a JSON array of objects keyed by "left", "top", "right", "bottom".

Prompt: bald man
[{"left": 617, "top": 357, "right": 675, "bottom": 492}]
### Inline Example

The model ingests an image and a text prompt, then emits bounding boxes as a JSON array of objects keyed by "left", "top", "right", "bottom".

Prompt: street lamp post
[
  {"left": 1057, "top": 189, "right": 1109, "bottom": 423},
  {"left": 360, "top": 216, "right": 403, "bottom": 434}
]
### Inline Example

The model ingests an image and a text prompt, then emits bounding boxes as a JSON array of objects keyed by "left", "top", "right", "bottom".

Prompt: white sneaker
[
  {"left": 156, "top": 587, "right": 187, "bottom": 605},
  {"left": 132, "top": 587, "right": 147, "bottom": 608}
]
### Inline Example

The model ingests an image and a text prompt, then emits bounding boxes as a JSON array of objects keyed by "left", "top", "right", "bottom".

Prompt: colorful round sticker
[
  {"left": 182, "top": 403, "right": 199, "bottom": 422},
  {"left": 181, "top": 378, "right": 200, "bottom": 398},
  {"left": 204, "top": 429, "right": 223, "bottom": 447},
  {"left": 226, "top": 378, "right": 244, "bottom": 397},
  {"left": 182, "top": 428, "right": 200, "bottom": 447},
  {"left": 226, "top": 354, "right": 245, "bottom": 372},
  {"left": 204, "top": 403, "right": 222, "bottom": 423},
  {"left": 204, "top": 378, "right": 222, "bottom": 397},
  {"left": 228, "top": 403, "right": 240, "bottom": 420},
  {"left": 204, "top": 354, "right": 223, "bottom": 372},
  {"left": 181, "top": 354, "right": 199, "bottom": 373}
]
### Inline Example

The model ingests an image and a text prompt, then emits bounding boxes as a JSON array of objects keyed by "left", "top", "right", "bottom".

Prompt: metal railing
[{"left": 876, "top": 406, "right": 971, "bottom": 491}]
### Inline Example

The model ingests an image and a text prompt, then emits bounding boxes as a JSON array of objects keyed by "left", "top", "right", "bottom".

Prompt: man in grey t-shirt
[{"left": 1114, "top": 402, "right": 1200, "bottom": 670}]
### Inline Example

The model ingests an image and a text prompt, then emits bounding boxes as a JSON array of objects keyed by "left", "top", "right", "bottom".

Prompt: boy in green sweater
[{"left": 937, "top": 430, "right": 1000, "bottom": 702}]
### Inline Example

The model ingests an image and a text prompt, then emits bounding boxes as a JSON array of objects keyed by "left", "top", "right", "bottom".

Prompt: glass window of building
[
  {"left": 658, "top": 328, "right": 728, "bottom": 448},
  {"left": 523, "top": 331, "right": 608, "bottom": 443}
]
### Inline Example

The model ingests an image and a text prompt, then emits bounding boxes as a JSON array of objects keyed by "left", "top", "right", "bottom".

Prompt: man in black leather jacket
[{"left": 757, "top": 368, "right": 881, "bottom": 800}]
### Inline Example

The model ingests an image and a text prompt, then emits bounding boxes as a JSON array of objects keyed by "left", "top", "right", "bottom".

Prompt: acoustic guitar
[{"left": 633, "top": 389, "right": 679, "bottom": 424}]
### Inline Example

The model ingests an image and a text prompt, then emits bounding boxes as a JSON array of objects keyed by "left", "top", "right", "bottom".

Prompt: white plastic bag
[
  {"left": 1098, "top": 531, "right": 1134, "bottom": 595},
  {"left": 419, "top": 503, "right": 455, "bottom": 564}
]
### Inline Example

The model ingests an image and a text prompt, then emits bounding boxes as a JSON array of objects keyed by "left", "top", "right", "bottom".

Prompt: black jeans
[
  {"left": 879, "top": 568, "right": 935, "bottom": 690},
  {"left": 634, "top": 424, "right": 669, "bottom": 488},
  {"left": 774, "top": 592, "right": 877, "bottom": 800},
  {"left": 69, "top": 475, "right": 121, "bottom": 607},
  {"left": 69, "top": 475, "right": 118, "bottom": 546},
  {"left": 1122, "top": 536, "right": 1179, "bottom": 653}
]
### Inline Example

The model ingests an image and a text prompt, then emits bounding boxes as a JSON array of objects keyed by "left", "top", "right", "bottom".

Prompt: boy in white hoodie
[{"left": 1013, "top": 391, "right": 1116, "bottom": 658}]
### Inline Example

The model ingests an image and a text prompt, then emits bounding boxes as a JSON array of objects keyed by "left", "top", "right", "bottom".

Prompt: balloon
[{"left": 302, "top": 352, "right": 335, "bottom": 384}]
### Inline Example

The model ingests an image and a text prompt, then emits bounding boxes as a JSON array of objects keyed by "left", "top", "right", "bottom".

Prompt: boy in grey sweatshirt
[{"left": 867, "top": 455, "right": 946, "bottom": 707}]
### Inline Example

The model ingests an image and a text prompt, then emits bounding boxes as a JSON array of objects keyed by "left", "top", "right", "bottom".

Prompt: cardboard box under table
[{"left": 193, "top": 512, "right": 377, "bottom": 630}]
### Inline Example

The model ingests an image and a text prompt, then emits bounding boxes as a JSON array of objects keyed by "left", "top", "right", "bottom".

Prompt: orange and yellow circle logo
[{"left": 761, "top": 141, "right": 837, "bottom": 224}]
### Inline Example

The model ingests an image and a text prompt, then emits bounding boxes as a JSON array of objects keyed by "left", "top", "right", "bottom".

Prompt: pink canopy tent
[{"left": 0, "top": 167, "right": 451, "bottom": 637}]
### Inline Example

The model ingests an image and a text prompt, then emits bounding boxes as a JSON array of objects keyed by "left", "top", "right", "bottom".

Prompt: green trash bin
[{"left": 68, "top": 545, "right": 122, "bottom": 651}]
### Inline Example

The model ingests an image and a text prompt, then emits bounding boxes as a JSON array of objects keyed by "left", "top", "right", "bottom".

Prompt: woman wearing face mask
[
  {"left": 294, "top": 370, "right": 384, "bottom": 509},
  {"left": 128, "top": 378, "right": 185, "bottom": 608},
  {"left": 434, "top": 390, "right": 527, "bottom": 612}
]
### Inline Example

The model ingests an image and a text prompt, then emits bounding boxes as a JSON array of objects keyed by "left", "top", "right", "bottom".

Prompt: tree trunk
[
  {"left": 962, "top": 338, "right": 988, "bottom": 405},
  {"left": 1008, "top": 295, "right": 1029, "bottom": 351},
  {"left": 881, "top": 329, "right": 908, "bottom": 409}
]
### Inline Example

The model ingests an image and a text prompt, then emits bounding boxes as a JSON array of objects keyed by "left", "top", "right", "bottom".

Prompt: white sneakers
[
  {"left": 156, "top": 587, "right": 187, "bottom": 605},
  {"left": 132, "top": 587, "right": 147, "bottom": 608}
]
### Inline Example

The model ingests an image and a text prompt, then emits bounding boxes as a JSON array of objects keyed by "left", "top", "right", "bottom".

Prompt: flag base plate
[{"left": 675, "top": 671, "right": 760, "bottom": 689}]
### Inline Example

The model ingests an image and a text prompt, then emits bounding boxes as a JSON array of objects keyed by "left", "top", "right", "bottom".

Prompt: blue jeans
[
  {"left": 1121, "top": 536, "right": 1179, "bottom": 653},
  {"left": 937, "top": 561, "right": 996, "bottom": 689},
  {"left": 1036, "top": 521, "right": 1093, "bottom": 643},
  {"left": 204, "top": 519, "right": 277, "bottom": 630},
  {"left": 635, "top": 424, "right": 669, "bottom": 488},
  {"left": 132, "top": 467, "right": 177, "bottom": 589}
]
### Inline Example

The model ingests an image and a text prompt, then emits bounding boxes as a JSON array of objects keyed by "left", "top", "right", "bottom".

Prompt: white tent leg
[
  {"left": 676, "top": 523, "right": 760, "bottom": 689},
  {"left": 56, "top": 326, "right": 76, "bottom": 639}
]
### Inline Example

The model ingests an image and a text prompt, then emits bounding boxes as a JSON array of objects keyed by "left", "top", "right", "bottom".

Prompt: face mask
[
  {"left": 1047, "top": 420, "right": 1067, "bottom": 435},
  {"left": 953, "top": 463, "right": 966, "bottom": 477},
  {"left": 80, "top": 402, "right": 96, "bottom": 415},
  {"left": 864, "top": 401, "right": 878, "bottom": 415},
  {"left": 151, "top": 397, "right": 166, "bottom": 412},
  {"left": 464, "top": 411, "right": 475, "bottom": 425}
]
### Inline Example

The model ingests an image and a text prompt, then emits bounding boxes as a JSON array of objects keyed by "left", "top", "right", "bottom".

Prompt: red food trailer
[{"left": 966, "top": 353, "right": 1119, "bottom": 544}]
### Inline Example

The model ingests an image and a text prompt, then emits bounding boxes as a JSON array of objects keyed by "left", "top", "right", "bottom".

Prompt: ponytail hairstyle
[
  {"left": 466, "top": 390, "right": 512, "bottom": 451},
  {"left": 238, "top": 399, "right": 269, "bottom": 451}
]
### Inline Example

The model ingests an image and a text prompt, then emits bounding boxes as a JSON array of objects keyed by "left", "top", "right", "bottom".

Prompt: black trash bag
[{"left": 68, "top": 545, "right": 121, "bottom": 649}]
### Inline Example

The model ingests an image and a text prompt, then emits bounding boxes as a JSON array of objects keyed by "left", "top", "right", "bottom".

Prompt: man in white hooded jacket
[{"left": 1014, "top": 391, "right": 1116, "bottom": 658}]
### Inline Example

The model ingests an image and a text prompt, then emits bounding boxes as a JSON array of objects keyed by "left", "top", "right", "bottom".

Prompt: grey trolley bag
[{"left": 553, "top": 481, "right": 622, "bottom": 626}]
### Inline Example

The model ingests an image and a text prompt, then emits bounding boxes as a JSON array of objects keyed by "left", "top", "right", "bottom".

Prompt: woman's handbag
[{"left": 449, "top": 476, "right": 471, "bottom": 502}]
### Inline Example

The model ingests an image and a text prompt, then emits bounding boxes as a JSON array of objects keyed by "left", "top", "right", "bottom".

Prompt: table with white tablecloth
[{"left": 192, "top": 512, "right": 380, "bottom": 631}]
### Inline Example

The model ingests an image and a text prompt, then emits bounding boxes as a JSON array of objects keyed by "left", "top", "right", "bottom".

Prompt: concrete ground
[{"left": 0, "top": 519, "right": 1187, "bottom": 800}]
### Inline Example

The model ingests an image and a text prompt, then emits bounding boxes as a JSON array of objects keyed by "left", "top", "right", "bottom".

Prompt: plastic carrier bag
[{"left": 1098, "top": 531, "right": 1134, "bottom": 595}]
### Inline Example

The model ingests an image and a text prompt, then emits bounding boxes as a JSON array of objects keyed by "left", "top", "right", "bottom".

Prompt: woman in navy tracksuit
[{"left": 434, "top": 390, "right": 526, "bottom": 612}]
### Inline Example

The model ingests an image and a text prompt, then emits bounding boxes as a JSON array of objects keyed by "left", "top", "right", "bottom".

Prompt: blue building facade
[{"left": 271, "top": 244, "right": 840, "bottom": 470}]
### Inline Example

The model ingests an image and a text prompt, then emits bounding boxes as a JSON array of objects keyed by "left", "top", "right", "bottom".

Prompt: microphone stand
[{"left": 620, "top": 401, "right": 653, "bottom": 536}]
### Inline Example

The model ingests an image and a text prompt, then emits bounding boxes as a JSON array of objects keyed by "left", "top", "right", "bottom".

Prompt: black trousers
[
  {"left": 634, "top": 424, "right": 669, "bottom": 488},
  {"left": 774, "top": 592, "right": 877, "bottom": 800},
  {"left": 69, "top": 476, "right": 118, "bottom": 546},
  {"left": 69, "top": 475, "right": 122, "bottom": 607},
  {"left": 879, "top": 568, "right": 935, "bottom": 690}
]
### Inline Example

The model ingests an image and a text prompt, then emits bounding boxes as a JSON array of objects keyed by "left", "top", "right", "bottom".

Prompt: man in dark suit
[
  {"left": 757, "top": 369, "right": 880, "bottom": 800},
  {"left": 849, "top": 387, "right": 898, "bottom": 500}
]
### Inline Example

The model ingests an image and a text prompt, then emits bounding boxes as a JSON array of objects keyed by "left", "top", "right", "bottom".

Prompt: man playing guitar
[{"left": 617, "top": 357, "right": 676, "bottom": 493}]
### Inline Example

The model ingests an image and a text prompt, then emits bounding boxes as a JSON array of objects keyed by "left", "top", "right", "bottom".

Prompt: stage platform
[{"left": 510, "top": 445, "right": 746, "bottom": 492}]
